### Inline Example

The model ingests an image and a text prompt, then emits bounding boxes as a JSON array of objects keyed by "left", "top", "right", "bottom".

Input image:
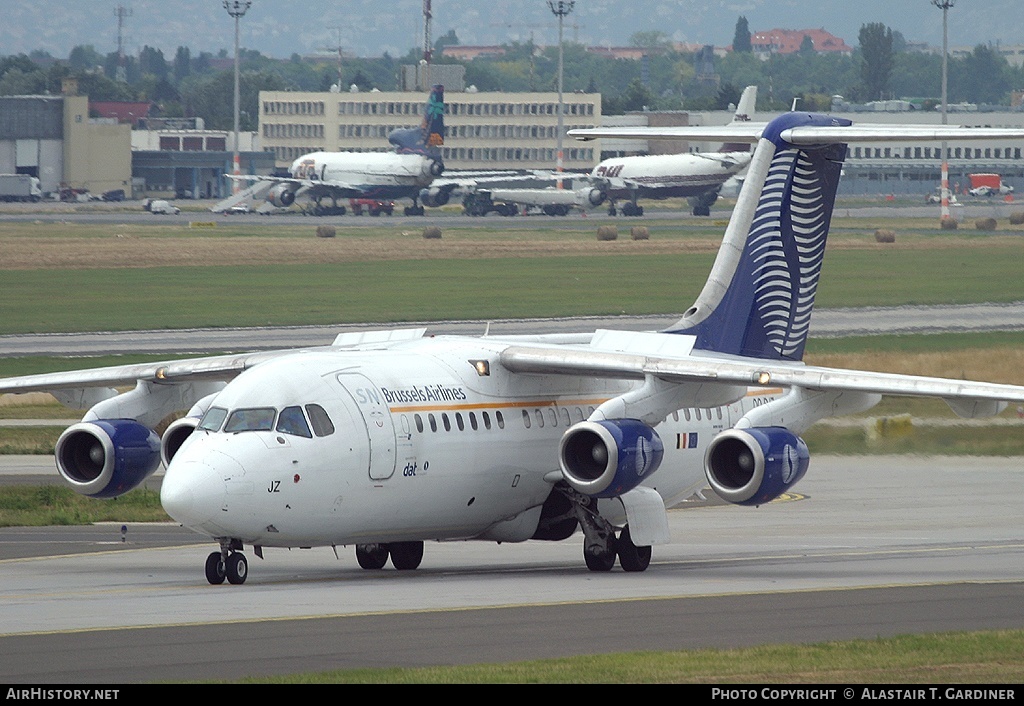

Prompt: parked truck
[
  {"left": 967, "top": 173, "right": 1014, "bottom": 197},
  {"left": 0, "top": 174, "right": 42, "bottom": 202}
]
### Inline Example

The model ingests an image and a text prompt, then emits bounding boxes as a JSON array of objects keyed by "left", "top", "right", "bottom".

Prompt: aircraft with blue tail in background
[
  {"left": 4, "top": 112, "right": 1024, "bottom": 584},
  {"left": 218, "top": 84, "right": 512, "bottom": 216}
]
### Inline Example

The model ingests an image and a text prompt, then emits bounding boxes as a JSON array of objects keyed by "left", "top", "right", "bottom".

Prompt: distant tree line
[{"left": 1, "top": 17, "right": 1021, "bottom": 130}]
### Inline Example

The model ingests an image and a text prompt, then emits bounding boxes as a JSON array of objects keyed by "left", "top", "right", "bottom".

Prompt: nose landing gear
[{"left": 205, "top": 540, "right": 248, "bottom": 585}]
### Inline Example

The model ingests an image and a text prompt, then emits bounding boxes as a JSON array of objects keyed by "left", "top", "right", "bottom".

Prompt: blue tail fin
[
  {"left": 666, "top": 113, "right": 851, "bottom": 362},
  {"left": 388, "top": 84, "right": 445, "bottom": 157}
]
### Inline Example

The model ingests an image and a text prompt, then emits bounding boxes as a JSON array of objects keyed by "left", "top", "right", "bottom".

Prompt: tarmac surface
[{"left": 0, "top": 455, "right": 1022, "bottom": 683}]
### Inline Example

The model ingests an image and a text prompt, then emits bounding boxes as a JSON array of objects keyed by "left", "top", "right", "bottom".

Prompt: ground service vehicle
[{"left": 0, "top": 174, "right": 42, "bottom": 202}]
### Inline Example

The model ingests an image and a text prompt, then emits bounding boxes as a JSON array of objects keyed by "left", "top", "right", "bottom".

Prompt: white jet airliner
[
  {"left": 4, "top": 112, "right": 1024, "bottom": 585},
  {"left": 223, "top": 85, "right": 513, "bottom": 216},
  {"left": 589, "top": 85, "right": 759, "bottom": 217}
]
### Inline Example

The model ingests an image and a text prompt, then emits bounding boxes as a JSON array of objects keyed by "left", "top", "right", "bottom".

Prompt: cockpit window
[
  {"left": 224, "top": 407, "right": 277, "bottom": 433},
  {"left": 277, "top": 406, "right": 312, "bottom": 438},
  {"left": 198, "top": 407, "right": 228, "bottom": 432},
  {"left": 305, "top": 404, "right": 335, "bottom": 437}
]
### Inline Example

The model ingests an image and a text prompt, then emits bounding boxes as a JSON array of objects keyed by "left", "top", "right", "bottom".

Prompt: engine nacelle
[
  {"left": 55, "top": 420, "right": 161, "bottom": 499},
  {"left": 558, "top": 419, "right": 664, "bottom": 498},
  {"left": 704, "top": 427, "right": 809, "bottom": 506},
  {"left": 584, "top": 187, "right": 607, "bottom": 207},
  {"left": 420, "top": 159, "right": 445, "bottom": 179},
  {"left": 419, "top": 186, "right": 450, "bottom": 208},
  {"left": 161, "top": 416, "right": 200, "bottom": 468},
  {"left": 267, "top": 183, "right": 298, "bottom": 208}
]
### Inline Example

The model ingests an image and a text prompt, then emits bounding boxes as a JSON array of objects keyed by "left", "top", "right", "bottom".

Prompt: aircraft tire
[
  {"left": 389, "top": 541, "right": 424, "bottom": 570},
  {"left": 205, "top": 551, "right": 226, "bottom": 585},
  {"left": 616, "top": 526, "right": 652, "bottom": 572},
  {"left": 584, "top": 541, "right": 617, "bottom": 572},
  {"left": 226, "top": 552, "right": 248, "bottom": 585},
  {"left": 356, "top": 543, "right": 389, "bottom": 570}
]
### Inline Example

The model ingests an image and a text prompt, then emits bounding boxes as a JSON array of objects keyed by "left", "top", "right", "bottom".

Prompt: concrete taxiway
[{"left": 0, "top": 455, "right": 1022, "bottom": 682}]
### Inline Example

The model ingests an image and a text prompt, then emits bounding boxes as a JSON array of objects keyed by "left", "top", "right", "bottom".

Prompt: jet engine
[
  {"left": 419, "top": 186, "right": 450, "bottom": 208},
  {"left": 54, "top": 420, "right": 162, "bottom": 499},
  {"left": 704, "top": 427, "right": 809, "bottom": 506},
  {"left": 583, "top": 187, "right": 607, "bottom": 207},
  {"left": 160, "top": 416, "right": 200, "bottom": 467},
  {"left": 420, "top": 159, "right": 445, "bottom": 179},
  {"left": 267, "top": 183, "right": 299, "bottom": 208},
  {"left": 558, "top": 419, "right": 664, "bottom": 498}
]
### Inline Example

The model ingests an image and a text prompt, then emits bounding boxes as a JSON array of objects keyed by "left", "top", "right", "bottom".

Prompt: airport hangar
[{"left": 0, "top": 87, "right": 272, "bottom": 201}]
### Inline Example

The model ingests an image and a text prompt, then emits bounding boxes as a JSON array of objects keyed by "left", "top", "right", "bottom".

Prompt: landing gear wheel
[
  {"left": 205, "top": 551, "right": 226, "bottom": 585},
  {"left": 616, "top": 525, "right": 652, "bottom": 572},
  {"left": 389, "top": 541, "right": 424, "bottom": 570},
  {"left": 226, "top": 552, "right": 248, "bottom": 585},
  {"left": 356, "top": 543, "right": 390, "bottom": 570},
  {"left": 584, "top": 539, "right": 617, "bottom": 572}
]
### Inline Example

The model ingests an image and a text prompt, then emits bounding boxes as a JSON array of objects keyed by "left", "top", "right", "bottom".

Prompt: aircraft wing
[
  {"left": 497, "top": 330, "right": 1024, "bottom": 411},
  {"left": 0, "top": 329, "right": 430, "bottom": 396},
  {"left": 569, "top": 124, "right": 1024, "bottom": 144},
  {"left": 0, "top": 351, "right": 284, "bottom": 395},
  {"left": 228, "top": 174, "right": 369, "bottom": 199}
]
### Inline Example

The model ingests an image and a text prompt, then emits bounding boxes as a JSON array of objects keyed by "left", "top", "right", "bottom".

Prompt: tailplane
[
  {"left": 389, "top": 84, "right": 446, "bottom": 158},
  {"left": 666, "top": 112, "right": 849, "bottom": 362},
  {"left": 720, "top": 85, "right": 758, "bottom": 152}
]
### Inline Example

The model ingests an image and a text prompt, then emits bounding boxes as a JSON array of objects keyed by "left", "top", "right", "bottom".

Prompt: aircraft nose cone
[{"left": 161, "top": 460, "right": 222, "bottom": 532}]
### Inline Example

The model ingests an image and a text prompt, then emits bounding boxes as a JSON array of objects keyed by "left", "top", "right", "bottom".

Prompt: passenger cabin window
[
  {"left": 305, "top": 404, "right": 335, "bottom": 437},
  {"left": 198, "top": 407, "right": 228, "bottom": 432},
  {"left": 224, "top": 408, "right": 276, "bottom": 433},
  {"left": 277, "top": 406, "right": 312, "bottom": 438}
]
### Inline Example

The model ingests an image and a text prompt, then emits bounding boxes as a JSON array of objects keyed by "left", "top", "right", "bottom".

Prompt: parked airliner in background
[
  {"left": 5, "top": 113, "right": 1024, "bottom": 585},
  {"left": 216, "top": 84, "right": 503, "bottom": 216},
  {"left": 588, "top": 85, "right": 759, "bottom": 216}
]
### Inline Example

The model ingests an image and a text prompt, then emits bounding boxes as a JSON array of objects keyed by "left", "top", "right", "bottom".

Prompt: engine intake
[
  {"left": 558, "top": 419, "right": 663, "bottom": 498},
  {"left": 585, "top": 187, "right": 607, "bottom": 207},
  {"left": 161, "top": 416, "right": 200, "bottom": 468},
  {"left": 55, "top": 420, "right": 162, "bottom": 498},
  {"left": 267, "top": 183, "right": 298, "bottom": 208},
  {"left": 705, "top": 427, "right": 809, "bottom": 506},
  {"left": 419, "top": 186, "right": 450, "bottom": 208}
]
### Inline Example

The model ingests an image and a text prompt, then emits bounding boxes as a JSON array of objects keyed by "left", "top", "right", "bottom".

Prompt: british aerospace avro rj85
[{"left": 4, "top": 113, "right": 1024, "bottom": 585}]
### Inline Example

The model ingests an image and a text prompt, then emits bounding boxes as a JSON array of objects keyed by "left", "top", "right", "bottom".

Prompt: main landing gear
[
  {"left": 355, "top": 541, "right": 424, "bottom": 570},
  {"left": 561, "top": 486, "right": 652, "bottom": 572},
  {"left": 205, "top": 539, "right": 248, "bottom": 585}
]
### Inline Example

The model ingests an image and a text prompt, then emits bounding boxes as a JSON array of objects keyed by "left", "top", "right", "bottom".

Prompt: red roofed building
[
  {"left": 90, "top": 101, "right": 155, "bottom": 127},
  {"left": 748, "top": 28, "right": 853, "bottom": 59}
]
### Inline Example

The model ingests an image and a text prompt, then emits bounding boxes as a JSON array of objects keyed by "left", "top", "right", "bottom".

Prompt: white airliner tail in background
[
  {"left": 587, "top": 85, "right": 759, "bottom": 216},
  {"left": 5, "top": 113, "right": 1024, "bottom": 584}
]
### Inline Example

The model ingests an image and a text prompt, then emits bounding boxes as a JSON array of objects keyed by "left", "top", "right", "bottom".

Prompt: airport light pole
[
  {"left": 224, "top": 1, "right": 252, "bottom": 195},
  {"left": 548, "top": 1, "right": 574, "bottom": 188},
  {"left": 933, "top": 0, "right": 955, "bottom": 221}
]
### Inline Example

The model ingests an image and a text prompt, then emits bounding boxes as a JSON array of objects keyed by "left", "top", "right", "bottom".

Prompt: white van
[{"left": 149, "top": 200, "right": 180, "bottom": 215}]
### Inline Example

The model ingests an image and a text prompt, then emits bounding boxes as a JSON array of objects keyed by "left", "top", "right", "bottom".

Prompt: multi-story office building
[{"left": 259, "top": 89, "right": 601, "bottom": 172}]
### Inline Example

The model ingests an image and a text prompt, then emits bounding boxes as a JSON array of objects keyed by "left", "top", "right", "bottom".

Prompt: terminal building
[
  {"left": 0, "top": 90, "right": 131, "bottom": 197},
  {"left": 258, "top": 88, "right": 601, "bottom": 172}
]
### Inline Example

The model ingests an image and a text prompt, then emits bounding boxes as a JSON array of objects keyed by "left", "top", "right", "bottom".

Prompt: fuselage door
[{"left": 335, "top": 373, "right": 397, "bottom": 481}]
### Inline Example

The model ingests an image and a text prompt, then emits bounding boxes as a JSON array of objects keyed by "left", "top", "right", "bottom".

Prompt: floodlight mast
[
  {"left": 223, "top": 1, "right": 252, "bottom": 195},
  {"left": 548, "top": 1, "right": 575, "bottom": 189},
  {"left": 932, "top": 0, "right": 955, "bottom": 220}
]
